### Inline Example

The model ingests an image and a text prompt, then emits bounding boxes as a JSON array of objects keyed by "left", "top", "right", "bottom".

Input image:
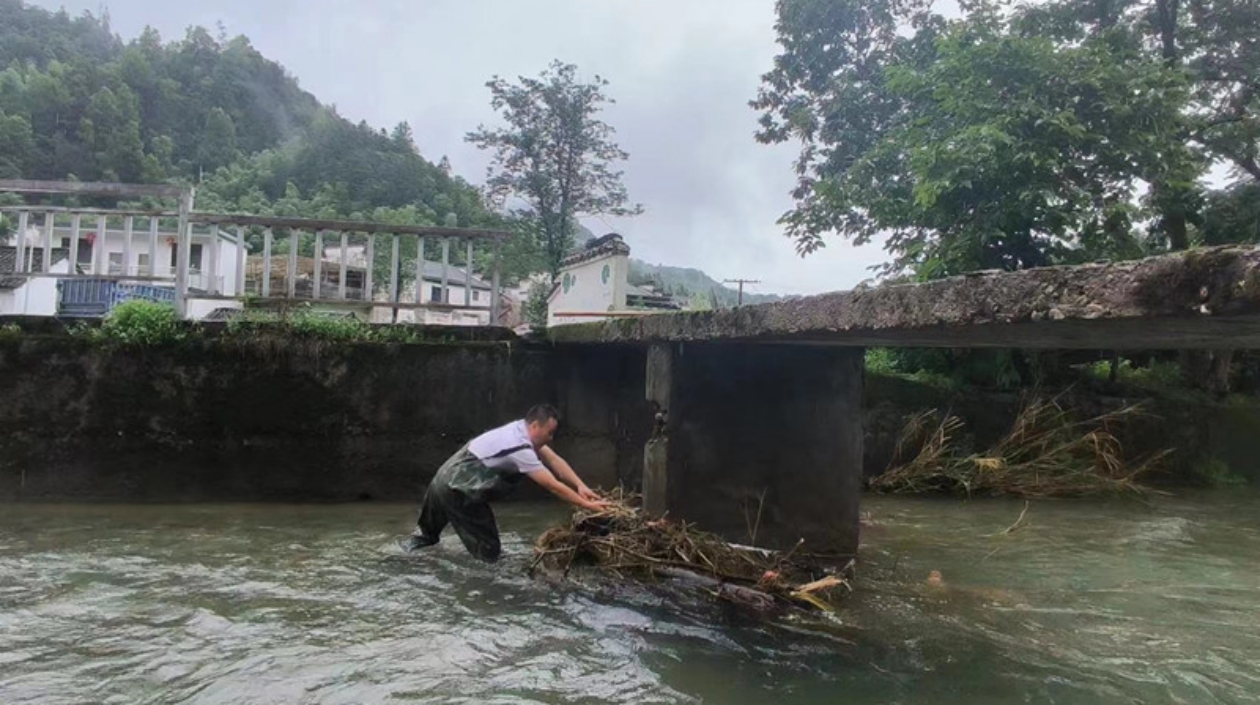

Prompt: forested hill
[
  {"left": 0, "top": 1, "right": 781, "bottom": 298},
  {"left": 0, "top": 0, "right": 497, "bottom": 234}
]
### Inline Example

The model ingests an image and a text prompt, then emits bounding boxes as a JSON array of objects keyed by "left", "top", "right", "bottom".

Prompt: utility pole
[{"left": 723, "top": 278, "right": 761, "bottom": 306}]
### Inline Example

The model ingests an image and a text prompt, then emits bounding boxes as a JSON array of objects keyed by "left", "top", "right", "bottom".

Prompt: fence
[{"left": 0, "top": 180, "right": 511, "bottom": 323}]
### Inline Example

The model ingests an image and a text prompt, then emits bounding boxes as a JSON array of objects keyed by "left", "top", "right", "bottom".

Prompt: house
[
  {"left": 547, "top": 233, "right": 682, "bottom": 326},
  {"left": 0, "top": 220, "right": 244, "bottom": 319},
  {"left": 0, "top": 246, "right": 72, "bottom": 316},
  {"left": 320, "top": 243, "right": 496, "bottom": 326}
]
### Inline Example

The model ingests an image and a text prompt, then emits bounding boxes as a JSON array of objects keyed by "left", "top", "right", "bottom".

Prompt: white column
[
  {"left": 206, "top": 225, "right": 220, "bottom": 294},
  {"left": 235, "top": 226, "right": 246, "bottom": 295},
  {"left": 122, "top": 216, "right": 134, "bottom": 277},
  {"left": 261, "top": 228, "right": 273, "bottom": 297}
]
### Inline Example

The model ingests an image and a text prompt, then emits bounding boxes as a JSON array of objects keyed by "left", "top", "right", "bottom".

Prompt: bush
[
  {"left": 285, "top": 312, "right": 370, "bottom": 341},
  {"left": 1189, "top": 457, "right": 1249, "bottom": 488},
  {"left": 94, "top": 300, "right": 190, "bottom": 346},
  {"left": 1084, "top": 358, "right": 1187, "bottom": 394},
  {"left": 0, "top": 322, "right": 22, "bottom": 341}
]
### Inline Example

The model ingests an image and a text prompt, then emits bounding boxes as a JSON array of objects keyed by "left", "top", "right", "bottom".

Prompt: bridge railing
[{"left": 0, "top": 180, "right": 512, "bottom": 324}]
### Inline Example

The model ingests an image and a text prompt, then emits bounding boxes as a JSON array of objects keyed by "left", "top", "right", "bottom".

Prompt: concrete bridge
[{"left": 549, "top": 246, "right": 1260, "bottom": 559}]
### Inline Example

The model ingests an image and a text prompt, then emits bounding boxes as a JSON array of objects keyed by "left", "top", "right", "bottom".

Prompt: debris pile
[
  {"left": 532, "top": 489, "right": 850, "bottom": 612},
  {"left": 869, "top": 397, "right": 1168, "bottom": 498}
]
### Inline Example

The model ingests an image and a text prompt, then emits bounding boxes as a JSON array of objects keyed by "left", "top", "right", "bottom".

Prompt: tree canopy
[
  {"left": 754, "top": 0, "right": 1260, "bottom": 279},
  {"left": 467, "top": 60, "right": 642, "bottom": 282}
]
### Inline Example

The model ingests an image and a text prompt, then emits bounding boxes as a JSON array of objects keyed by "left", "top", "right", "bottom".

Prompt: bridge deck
[{"left": 549, "top": 247, "right": 1260, "bottom": 349}]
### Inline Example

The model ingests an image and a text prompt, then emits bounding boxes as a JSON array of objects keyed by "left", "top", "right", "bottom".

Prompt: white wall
[
  {"left": 53, "top": 227, "right": 241, "bottom": 296},
  {"left": 0, "top": 259, "right": 71, "bottom": 316},
  {"left": 368, "top": 274, "right": 492, "bottom": 325},
  {"left": 547, "top": 252, "right": 629, "bottom": 326}
]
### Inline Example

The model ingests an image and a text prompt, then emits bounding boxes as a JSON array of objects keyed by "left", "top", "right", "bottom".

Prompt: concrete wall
[
  {"left": 0, "top": 337, "right": 552, "bottom": 503},
  {"left": 660, "top": 344, "right": 864, "bottom": 555}
]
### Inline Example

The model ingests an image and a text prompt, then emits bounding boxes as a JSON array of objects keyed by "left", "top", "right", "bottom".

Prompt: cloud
[{"left": 41, "top": 0, "right": 891, "bottom": 295}]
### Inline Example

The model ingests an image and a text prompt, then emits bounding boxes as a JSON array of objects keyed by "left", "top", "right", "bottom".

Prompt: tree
[
  {"left": 197, "top": 107, "right": 239, "bottom": 175},
  {"left": 466, "top": 60, "right": 642, "bottom": 282},
  {"left": 753, "top": 0, "right": 1201, "bottom": 278},
  {"left": 81, "top": 85, "right": 146, "bottom": 181},
  {"left": 0, "top": 110, "right": 33, "bottom": 178}
]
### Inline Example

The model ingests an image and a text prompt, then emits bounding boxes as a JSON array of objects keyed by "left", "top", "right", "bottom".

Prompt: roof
[
  {"left": 560, "top": 233, "right": 630, "bottom": 269},
  {"left": 627, "top": 283, "right": 683, "bottom": 310},
  {"left": 0, "top": 246, "right": 70, "bottom": 288}
]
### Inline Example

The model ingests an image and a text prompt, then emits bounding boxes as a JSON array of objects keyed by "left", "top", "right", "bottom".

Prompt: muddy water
[{"left": 1, "top": 491, "right": 1258, "bottom": 704}]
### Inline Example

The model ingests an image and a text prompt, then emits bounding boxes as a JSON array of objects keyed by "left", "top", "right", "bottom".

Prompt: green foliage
[
  {"left": 755, "top": 0, "right": 1257, "bottom": 278},
  {"left": 0, "top": 322, "right": 21, "bottom": 341},
  {"left": 1200, "top": 182, "right": 1260, "bottom": 245},
  {"left": 1084, "top": 358, "right": 1186, "bottom": 393},
  {"left": 93, "top": 300, "right": 189, "bottom": 346},
  {"left": 467, "top": 60, "right": 642, "bottom": 282},
  {"left": 223, "top": 309, "right": 451, "bottom": 344},
  {"left": 865, "top": 347, "right": 1026, "bottom": 390},
  {"left": 524, "top": 282, "right": 551, "bottom": 327},
  {"left": 0, "top": 5, "right": 321, "bottom": 183},
  {"left": 1190, "top": 457, "right": 1249, "bottom": 488}
]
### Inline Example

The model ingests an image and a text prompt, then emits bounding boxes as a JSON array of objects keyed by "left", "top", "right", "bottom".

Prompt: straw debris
[
  {"left": 869, "top": 397, "right": 1168, "bottom": 498},
  {"left": 532, "top": 488, "right": 850, "bottom": 611}
]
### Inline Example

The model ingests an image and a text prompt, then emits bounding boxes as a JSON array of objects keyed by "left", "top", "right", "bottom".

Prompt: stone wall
[{"left": 0, "top": 336, "right": 552, "bottom": 503}]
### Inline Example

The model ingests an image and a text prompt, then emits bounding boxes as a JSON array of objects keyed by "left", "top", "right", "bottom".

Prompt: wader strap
[{"left": 486, "top": 443, "right": 532, "bottom": 460}]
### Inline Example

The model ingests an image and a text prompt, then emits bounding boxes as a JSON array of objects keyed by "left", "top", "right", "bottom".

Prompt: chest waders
[{"left": 408, "top": 443, "right": 532, "bottom": 562}]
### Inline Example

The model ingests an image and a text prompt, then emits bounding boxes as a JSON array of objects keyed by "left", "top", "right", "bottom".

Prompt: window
[
  {"left": 108, "top": 252, "right": 124, "bottom": 275},
  {"left": 170, "top": 243, "right": 204, "bottom": 271},
  {"left": 430, "top": 285, "right": 444, "bottom": 303},
  {"left": 473, "top": 290, "right": 481, "bottom": 302},
  {"left": 60, "top": 237, "right": 93, "bottom": 265},
  {"left": 138, "top": 253, "right": 150, "bottom": 275}
]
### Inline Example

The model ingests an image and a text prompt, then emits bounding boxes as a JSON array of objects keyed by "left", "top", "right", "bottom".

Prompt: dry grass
[
  {"left": 869, "top": 397, "right": 1167, "bottom": 498},
  {"left": 532, "top": 488, "right": 850, "bottom": 611}
]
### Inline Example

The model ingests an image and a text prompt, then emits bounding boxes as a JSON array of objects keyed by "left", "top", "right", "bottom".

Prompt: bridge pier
[{"left": 640, "top": 343, "right": 863, "bottom": 557}]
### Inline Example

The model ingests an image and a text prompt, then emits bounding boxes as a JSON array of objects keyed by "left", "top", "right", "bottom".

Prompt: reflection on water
[{"left": 1, "top": 492, "right": 1259, "bottom": 704}]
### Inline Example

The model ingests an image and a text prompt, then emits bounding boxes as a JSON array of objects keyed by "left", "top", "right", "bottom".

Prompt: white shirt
[{"left": 467, "top": 420, "right": 547, "bottom": 474}]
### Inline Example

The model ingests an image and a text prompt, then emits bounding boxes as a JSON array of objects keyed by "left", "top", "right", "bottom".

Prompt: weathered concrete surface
[
  {"left": 0, "top": 337, "right": 553, "bottom": 502},
  {"left": 549, "top": 247, "right": 1260, "bottom": 349},
  {"left": 655, "top": 344, "right": 864, "bottom": 556}
]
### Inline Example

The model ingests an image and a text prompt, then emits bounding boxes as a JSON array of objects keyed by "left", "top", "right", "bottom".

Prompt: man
[{"left": 403, "top": 404, "right": 608, "bottom": 562}]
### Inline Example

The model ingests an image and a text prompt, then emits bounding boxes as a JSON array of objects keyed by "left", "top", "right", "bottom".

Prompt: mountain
[
  {"left": 628, "top": 260, "right": 781, "bottom": 308},
  {"left": 0, "top": 1, "right": 527, "bottom": 279}
]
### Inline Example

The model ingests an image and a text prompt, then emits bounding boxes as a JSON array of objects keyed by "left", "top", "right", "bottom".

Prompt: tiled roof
[
  {"left": 560, "top": 233, "right": 630, "bottom": 268},
  {"left": 0, "top": 246, "right": 71, "bottom": 289}
]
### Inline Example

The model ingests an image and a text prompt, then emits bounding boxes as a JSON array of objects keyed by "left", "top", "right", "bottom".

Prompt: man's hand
[
  {"left": 581, "top": 498, "right": 612, "bottom": 512},
  {"left": 577, "top": 485, "right": 600, "bottom": 503}
]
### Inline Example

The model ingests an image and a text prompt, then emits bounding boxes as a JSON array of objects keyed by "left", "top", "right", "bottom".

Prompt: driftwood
[{"left": 532, "top": 489, "right": 852, "bottom": 611}]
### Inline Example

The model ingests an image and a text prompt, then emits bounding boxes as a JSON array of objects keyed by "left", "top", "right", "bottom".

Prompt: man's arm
[
  {"left": 538, "top": 445, "right": 599, "bottom": 501},
  {"left": 527, "top": 468, "right": 607, "bottom": 511}
]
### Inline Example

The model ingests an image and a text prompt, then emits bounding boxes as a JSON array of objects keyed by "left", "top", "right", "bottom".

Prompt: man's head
[{"left": 525, "top": 404, "right": 561, "bottom": 447}]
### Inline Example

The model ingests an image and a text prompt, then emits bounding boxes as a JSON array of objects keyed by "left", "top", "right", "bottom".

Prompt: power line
[{"left": 723, "top": 278, "right": 761, "bottom": 306}]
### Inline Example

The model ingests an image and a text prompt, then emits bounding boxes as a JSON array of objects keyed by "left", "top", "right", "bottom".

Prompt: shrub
[{"left": 96, "top": 300, "right": 189, "bottom": 346}]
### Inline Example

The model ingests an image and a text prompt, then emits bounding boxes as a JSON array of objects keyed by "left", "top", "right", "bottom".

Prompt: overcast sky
[{"left": 36, "top": 0, "right": 890, "bottom": 295}]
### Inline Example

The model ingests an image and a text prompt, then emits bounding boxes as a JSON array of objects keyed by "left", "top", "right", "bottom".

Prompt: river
[{"left": 1, "top": 492, "right": 1258, "bottom": 704}]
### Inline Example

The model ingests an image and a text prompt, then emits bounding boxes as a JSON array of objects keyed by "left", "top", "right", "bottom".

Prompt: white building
[
  {"left": 0, "top": 222, "right": 244, "bottom": 319},
  {"left": 320, "top": 243, "right": 495, "bottom": 326},
  {"left": 547, "top": 233, "right": 681, "bottom": 327}
]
